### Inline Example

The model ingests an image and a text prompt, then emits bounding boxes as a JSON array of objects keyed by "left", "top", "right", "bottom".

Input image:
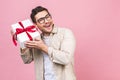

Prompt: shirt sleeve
[
  {"left": 20, "top": 48, "right": 33, "bottom": 64},
  {"left": 48, "top": 29, "right": 76, "bottom": 65}
]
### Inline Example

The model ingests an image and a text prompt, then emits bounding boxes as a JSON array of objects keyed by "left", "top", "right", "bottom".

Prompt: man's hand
[
  {"left": 10, "top": 30, "right": 17, "bottom": 40},
  {"left": 25, "top": 38, "right": 48, "bottom": 53}
]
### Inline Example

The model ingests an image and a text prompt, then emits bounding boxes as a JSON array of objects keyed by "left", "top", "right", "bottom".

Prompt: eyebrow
[{"left": 38, "top": 14, "right": 49, "bottom": 19}]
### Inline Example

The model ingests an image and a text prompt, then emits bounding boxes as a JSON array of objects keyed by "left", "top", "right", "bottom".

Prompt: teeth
[
  {"left": 45, "top": 26, "right": 49, "bottom": 27},
  {"left": 44, "top": 24, "right": 50, "bottom": 27}
]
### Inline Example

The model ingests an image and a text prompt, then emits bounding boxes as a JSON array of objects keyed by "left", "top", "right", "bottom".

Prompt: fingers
[
  {"left": 24, "top": 39, "right": 42, "bottom": 48},
  {"left": 10, "top": 29, "right": 15, "bottom": 36},
  {"left": 10, "top": 30, "right": 17, "bottom": 40},
  {"left": 34, "top": 37, "right": 41, "bottom": 41},
  {"left": 25, "top": 40, "right": 37, "bottom": 48},
  {"left": 25, "top": 42, "right": 35, "bottom": 48},
  {"left": 25, "top": 41, "right": 35, "bottom": 45},
  {"left": 25, "top": 44, "right": 35, "bottom": 48},
  {"left": 10, "top": 30, "right": 13, "bottom": 35}
]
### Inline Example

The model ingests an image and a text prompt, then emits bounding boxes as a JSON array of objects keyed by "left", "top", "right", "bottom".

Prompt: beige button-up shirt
[{"left": 20, "top": 26, "right": 76, "bottom": 80}]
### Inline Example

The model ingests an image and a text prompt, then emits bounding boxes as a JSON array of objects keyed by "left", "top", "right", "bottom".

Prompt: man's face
[{"left": 35, "top": 10, "right": 54, "bottom": 34}]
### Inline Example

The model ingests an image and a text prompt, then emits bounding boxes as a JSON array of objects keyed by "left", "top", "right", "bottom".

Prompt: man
[{"left": 15, "top": 6, "right": 76, "bottom": 80}]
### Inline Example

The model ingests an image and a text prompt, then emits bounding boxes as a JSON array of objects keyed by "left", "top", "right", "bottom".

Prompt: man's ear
[
  {"left": 33, "top": 23, "right": 41, "bottom": 33},
  {"left": 33, "top": 23, "right": 37, "bottom": 29}
]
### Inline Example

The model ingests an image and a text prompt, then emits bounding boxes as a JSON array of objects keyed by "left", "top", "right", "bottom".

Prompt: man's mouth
[{"left": 44, "top": 24, "right": 51, "bottom": 28}]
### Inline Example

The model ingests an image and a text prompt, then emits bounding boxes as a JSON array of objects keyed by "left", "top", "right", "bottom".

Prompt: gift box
[{"left": 11, "top": 19, "right": 40, "bottom": 48}]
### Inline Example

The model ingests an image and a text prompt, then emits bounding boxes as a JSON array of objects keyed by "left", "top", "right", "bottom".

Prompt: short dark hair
[{"left": 30, "top": 6, "right": 50, "bottom": 23}]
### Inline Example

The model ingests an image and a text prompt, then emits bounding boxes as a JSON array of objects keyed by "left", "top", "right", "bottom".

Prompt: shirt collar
[{"left": 51, "top": 25, "right": 58, "bottom": 34}]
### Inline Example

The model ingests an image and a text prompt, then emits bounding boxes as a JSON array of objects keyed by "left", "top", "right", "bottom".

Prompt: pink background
[{"left": 1, "top": 0, "right": 120, "bottom": 80}]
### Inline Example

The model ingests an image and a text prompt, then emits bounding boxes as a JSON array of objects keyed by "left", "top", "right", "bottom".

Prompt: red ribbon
[{"left": 13, "top": 22, "right": 36, "bottom": 46}]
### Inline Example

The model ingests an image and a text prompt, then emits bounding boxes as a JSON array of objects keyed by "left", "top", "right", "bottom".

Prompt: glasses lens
[
  {"left": 38, "top": 19, "right": 44, "bottom": 24},
  {"left": 37, "top": 14, "right": 51, "bottom": 24},
  {"left": 46, "top": 15, "right": 51, "bottom": 21}
]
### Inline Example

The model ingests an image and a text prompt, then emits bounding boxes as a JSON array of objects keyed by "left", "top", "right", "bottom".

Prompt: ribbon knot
[{"left": 13, "top": 21, "right": 36, "bottom": 46}]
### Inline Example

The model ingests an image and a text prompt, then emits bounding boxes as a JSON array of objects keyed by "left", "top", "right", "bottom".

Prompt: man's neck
[{"left": 43, "top": 32, "right": 50, "bottom": 36}]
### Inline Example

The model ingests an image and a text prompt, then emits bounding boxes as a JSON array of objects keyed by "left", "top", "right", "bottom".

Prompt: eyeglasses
[{"left": 36, "top": 14, "right": 52, "bottom": 24}]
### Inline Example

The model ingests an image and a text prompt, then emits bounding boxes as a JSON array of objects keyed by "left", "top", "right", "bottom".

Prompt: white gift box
[{"left": 11, "top": 19, "right": 40, "bottom": 48}]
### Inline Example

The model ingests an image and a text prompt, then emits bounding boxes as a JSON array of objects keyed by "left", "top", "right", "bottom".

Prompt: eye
[
  {"left": 38, "top": 18, "right": 44, "bottom": 24},
  {"left": 46, "top": 15, "right": 51, "bottom": 20}
]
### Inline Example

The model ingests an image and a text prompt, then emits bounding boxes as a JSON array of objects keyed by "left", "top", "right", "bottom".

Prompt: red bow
[{"left": 13, "top": 22, "right": 36, "bottom": 46}]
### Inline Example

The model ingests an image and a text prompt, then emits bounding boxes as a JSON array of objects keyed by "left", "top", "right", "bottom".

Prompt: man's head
[{"left": 30, "top": 6, "right": 54, "bottom": 35}]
